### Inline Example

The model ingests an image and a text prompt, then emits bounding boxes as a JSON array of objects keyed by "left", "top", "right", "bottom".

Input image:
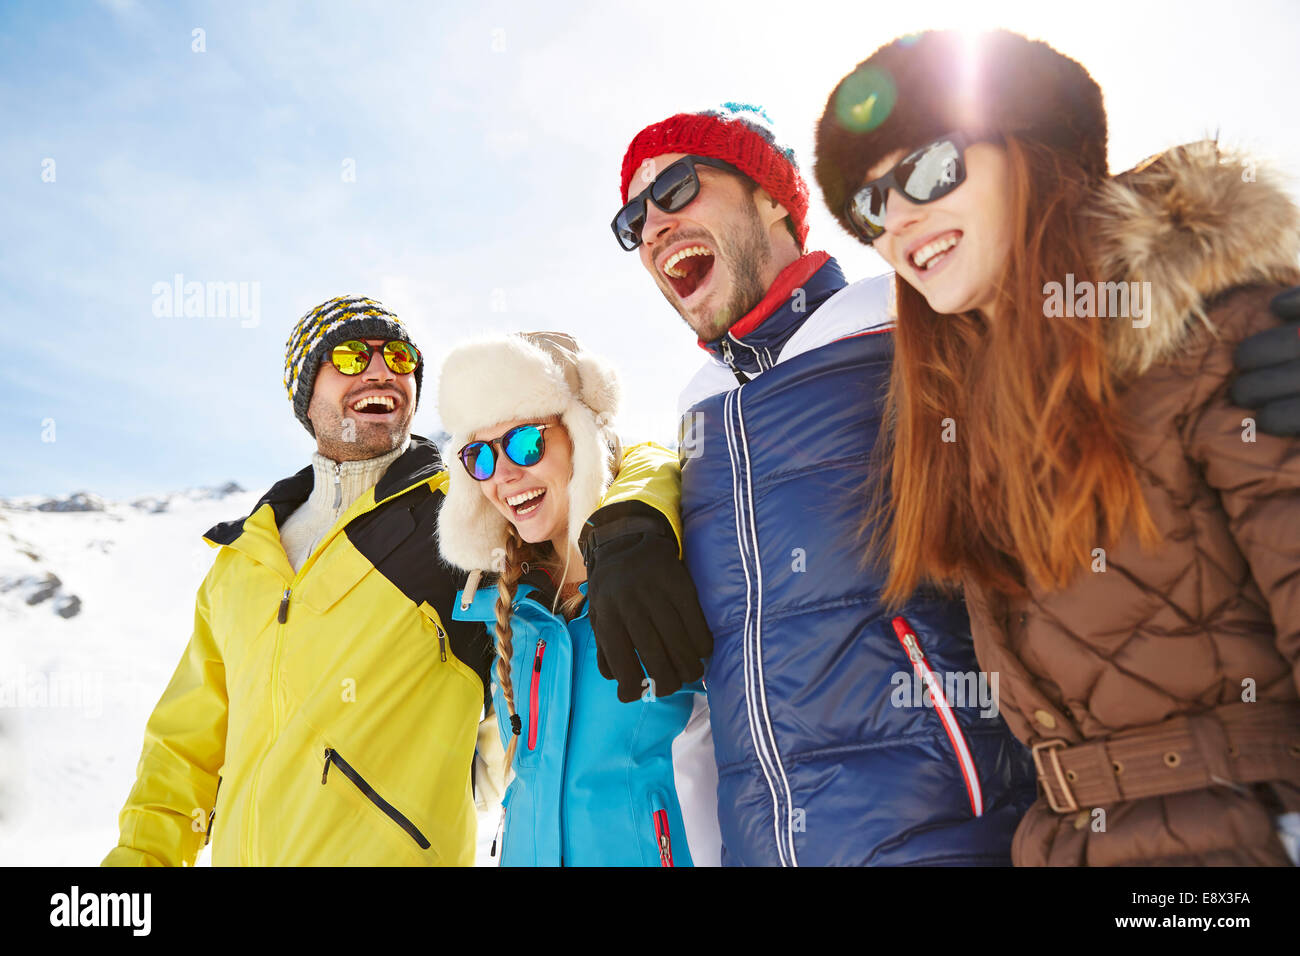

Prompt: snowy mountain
[
  {"left": 0, "top": 478, "right": 497, "bottom": 866},
  {"left": 0, "top": 483, "right": 258, "bottom": 866}
]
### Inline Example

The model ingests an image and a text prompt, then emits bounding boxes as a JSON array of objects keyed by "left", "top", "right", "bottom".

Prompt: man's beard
[
  {"left": 312, "top": 405, "right": 411, "bottom": 461},
  {"left": 662, "top": 202, "right": 771, "bottom": 343}
]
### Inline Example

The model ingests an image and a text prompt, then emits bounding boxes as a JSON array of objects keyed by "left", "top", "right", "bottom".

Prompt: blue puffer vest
[{"left": 681, "top": 258, "right": 1037, "bottom": 866}]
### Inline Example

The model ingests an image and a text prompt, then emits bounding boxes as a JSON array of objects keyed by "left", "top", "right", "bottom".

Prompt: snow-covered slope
[
  {"left": 0, "top": 484, "right": 257, "bottom": 866},
  {"left": 0, "top": 482, "right": 498, "bottom": 866}
]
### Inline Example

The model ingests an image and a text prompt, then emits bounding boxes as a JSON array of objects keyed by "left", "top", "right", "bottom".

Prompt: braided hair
[{"left": 490, "top": 444, "right": 623, "bottom": 772}]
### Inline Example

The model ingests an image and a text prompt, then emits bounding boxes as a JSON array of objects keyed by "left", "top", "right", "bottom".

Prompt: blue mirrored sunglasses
[{"left": 458, "top": 424, "right": 552, "bottom": 481}]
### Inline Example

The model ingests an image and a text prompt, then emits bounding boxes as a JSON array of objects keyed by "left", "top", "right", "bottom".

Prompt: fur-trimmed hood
[
  {"left": 1089, "top": 140, "right": 1300, "bottom": 375},
  {"left": 436, "top": 332, "right": 621, "bottom": 573}
]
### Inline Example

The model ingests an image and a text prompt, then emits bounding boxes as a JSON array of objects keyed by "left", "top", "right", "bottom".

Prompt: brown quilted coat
[{"left": 963, "top": 142, "right": 1300, "bottom": 865}]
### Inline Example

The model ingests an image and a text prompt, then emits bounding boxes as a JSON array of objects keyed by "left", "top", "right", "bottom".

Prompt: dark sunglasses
[
  {"left": 329, "top": 339, "right": 422, "bottom": 376},
  {"left": 845, "top": 131, "right": 977, "bottom": 245},
  {"left": 612, "top": 155, "right": 744, "bottom": 251},
  {"left": 459, "top": 424, "right": 552, "bottom": 481}
]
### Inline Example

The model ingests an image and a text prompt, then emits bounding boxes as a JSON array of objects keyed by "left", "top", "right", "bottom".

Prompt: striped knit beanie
[
  {"left": 283, "top": 295, "right": 423, "bottom": 436},
  {"left": 620, "top": 102, "right": 810, "bottom": 246}
]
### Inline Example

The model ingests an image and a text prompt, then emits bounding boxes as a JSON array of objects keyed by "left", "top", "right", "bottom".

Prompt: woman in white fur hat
[{"left": 438, "top": 331, "right": 720, "bottom": 866}]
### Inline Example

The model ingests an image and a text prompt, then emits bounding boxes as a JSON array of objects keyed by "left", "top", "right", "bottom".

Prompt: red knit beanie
[{"left": 620, "top": 103, "right": 810, "bottom": 247}]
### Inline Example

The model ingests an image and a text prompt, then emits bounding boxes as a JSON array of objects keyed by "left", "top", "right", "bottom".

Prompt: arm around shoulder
[
  {"left": 594, "top": 441, "right": 683, "bottom": 555},
  {"left": 1188, "top": 292, "right": 1300, "bottom": 688}
]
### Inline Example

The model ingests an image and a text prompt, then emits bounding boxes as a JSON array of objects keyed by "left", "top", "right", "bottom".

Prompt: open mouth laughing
[
  {"left": 505, "top": 487, "right": 547, "bottom": 519},
  {"left": 907, "top": 230, "right": 962, "bottom": 275},
  {"left": 659, "top": 242, "right": 716, "bottom": 301},
  {"left": 347, "top": 391, "right": 401, "bottom": 417}
]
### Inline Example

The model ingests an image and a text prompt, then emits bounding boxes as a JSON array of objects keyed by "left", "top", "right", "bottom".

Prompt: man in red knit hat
[
  {"left": 583, "top": 102, "right": 1040, "bottom": 866},
  {"left": 612, "top": 103, "right": 811, "bottom": 347}
]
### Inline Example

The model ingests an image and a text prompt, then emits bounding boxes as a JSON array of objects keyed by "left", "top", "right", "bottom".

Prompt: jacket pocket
[
  {"left": 647, "top": 790, "right": 676, "bottom": 867},
  {"left": 653, "top": 809, "right": 675, "bottom": 867},
  {"left": 891, "top": 616, "right": 985, "bottom": 817},
  {"left": 321, "top": 747, "right": 431, "bottom": 849},
  {"left": 527, "top": 639, "right": 546, "bottom": 751},
  {"left": 204, "top": 776, "right": 222, "bottom": 848}
]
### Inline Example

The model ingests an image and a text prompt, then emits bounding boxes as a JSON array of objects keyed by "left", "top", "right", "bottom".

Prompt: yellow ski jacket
[{"left": 102, "top": 436, "right": 682, "bottom": 866}]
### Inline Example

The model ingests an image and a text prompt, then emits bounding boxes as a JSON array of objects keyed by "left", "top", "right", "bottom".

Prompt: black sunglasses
[
  {"left": 612, "top": 155, "right": 744, "bottom": 251},
  {"left": 845, "top": 131, "right": 978, "bottom": 245}
]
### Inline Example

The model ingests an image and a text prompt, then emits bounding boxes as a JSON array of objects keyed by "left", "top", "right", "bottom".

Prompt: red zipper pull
[
  {"left": 654, "top": 809, "right": 674, "bottom": 867},
  {"left": 528, "top": 640, "right": 546, "bottom": 751},
  {"left": 892, "top": 616, "right": 925, "bottom": 663}
]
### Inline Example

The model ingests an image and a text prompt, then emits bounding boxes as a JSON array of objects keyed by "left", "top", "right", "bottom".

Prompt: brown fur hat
[{"left": 814, "top": 29, "right": 1108, "bottom": 239}]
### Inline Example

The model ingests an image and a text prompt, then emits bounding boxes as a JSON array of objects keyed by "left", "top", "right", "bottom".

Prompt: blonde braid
[{"left": 494, "top": 530, "right": 529, "bottom": 771}]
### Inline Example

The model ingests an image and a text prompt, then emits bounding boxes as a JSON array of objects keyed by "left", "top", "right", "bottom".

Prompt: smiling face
[
  {"left": 471, "top": 417, "right": 574, "bottom": 549},
  {"left": 864, "top": 142, "right": 1016, "bottom": 320},
  {"left": 632, "top": 152, "right": 798, "bottom": 342},
  {"left": 307, "top": 338, "right": 417, "bottom": 461}
]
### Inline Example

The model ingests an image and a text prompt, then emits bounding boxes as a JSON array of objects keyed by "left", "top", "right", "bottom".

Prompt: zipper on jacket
[
  {"left": 653, "top": 809, "right": 674, "bottom": 867},
  {"left": 727, "top": 332, "right": 771, "bottom": 372},
  {"left": 490, "top": 805, "right": 506, "bottom": 860},
  {"left": 321, "top": 747, "right": 431, "bottom": 849},
  {"left": 332, "top": 462, "right": 342, "bottom": 514},
  {"left": 528, "top": 640, "right": 546, "bottom": 751},
  {"left": 891, "top": 616, "right": 985, "bottom": 817},
  {"left": 719, "top": 338, "right": 751, "bottom": 385},
  {"left": 436, "top": 621, "right": 447, "bottom": 662},
  {"left": 246, "top": 467, "right": 430, "bottom": 866},
  {"left": 204, "top": 776, "right": 221, "bottom": 847}
]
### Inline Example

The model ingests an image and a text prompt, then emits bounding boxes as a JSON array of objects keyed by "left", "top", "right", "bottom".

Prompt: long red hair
[{"left": 873, "top": 135, "right": 1157, "bottom": 604}]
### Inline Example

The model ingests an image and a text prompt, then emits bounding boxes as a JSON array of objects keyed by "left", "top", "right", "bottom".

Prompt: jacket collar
[
  {"left": 701, "top": 252, "right": 846, "bottom": 374},
  {"left": 516, "top": 566, "right": 589, "bottom": 618},
  {"left": 204, "top": 434, "right": 444, "bottom": 552},
  {"left": 519, "top": 565, "right": 559, "bottom": 608}
]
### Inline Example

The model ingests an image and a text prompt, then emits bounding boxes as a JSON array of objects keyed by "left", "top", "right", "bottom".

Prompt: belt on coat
[{"left": 1031, "top": 700, "right": 1300, "bottom": 813}]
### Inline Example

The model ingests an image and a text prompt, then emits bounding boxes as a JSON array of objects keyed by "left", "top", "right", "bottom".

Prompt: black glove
[
  {"left": 581, "top": 500, "right": 713, "bottom": 703},
  {"left": 1230, "top": 286, "right": 1300, "bottom": 437}
]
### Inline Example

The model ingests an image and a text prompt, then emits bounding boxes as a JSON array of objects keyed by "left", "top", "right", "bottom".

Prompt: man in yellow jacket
[{"left": 102, "top": 295, "right": 691, "bottom": 866}]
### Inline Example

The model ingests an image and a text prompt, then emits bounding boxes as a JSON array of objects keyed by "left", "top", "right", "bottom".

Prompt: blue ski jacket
[
  {"left": 456, "top": 572, "right": 720, "bottom": 866},
  {"left": 680, "top": 254, "right": 1037, "bottom": 866}
]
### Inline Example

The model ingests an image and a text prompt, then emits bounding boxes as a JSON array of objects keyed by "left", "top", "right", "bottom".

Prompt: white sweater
[{"left": 278, "top": 438, "right": 411, "bottom": 573}]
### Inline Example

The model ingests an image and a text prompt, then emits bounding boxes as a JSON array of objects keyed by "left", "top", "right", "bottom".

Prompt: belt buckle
[{"left": 1032, "top": 738, "right": 1080, "bottom": 813}]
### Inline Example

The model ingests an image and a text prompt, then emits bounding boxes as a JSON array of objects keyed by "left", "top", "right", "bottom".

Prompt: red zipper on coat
[
  {"left": 528, "top": 640, "right": 545, "bottom": 751},
  {"left": 891, "top": 616, "right": 985, "bottom": 817},
  {"left": 653, "top": 809, "right": 674, "bottom": 867}
]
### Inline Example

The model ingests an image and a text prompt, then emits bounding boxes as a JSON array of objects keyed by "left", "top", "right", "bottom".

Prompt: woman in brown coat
[{"left": 814, "top": 29, "right": 1300, "bottom": 865}]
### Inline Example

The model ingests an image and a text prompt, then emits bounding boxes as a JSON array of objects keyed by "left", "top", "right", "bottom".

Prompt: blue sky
[{"left": 3, "top": 0, "right": 1299, "bottom": 497}]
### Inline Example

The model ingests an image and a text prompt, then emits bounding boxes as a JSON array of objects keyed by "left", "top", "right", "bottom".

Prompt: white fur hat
[{"left": 437, "top": 331, "right": 622, "bottom": 572}]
